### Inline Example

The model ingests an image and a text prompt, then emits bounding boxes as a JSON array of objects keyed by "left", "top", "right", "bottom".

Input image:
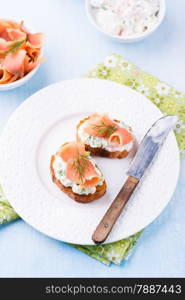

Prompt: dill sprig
[
  {"left": 92, "top": 121, "right": 117, "bottom": 137},
  {"left": 4, "top": 39, "right": 26, "bottom": 56},
  {"left": 72, "top": 152, "right": 90, "bottom": 182}
]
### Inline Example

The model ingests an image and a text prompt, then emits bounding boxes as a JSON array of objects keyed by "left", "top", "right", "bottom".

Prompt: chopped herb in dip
[{"left": 90, "top": 0, "right": 160, "bottom": 37}]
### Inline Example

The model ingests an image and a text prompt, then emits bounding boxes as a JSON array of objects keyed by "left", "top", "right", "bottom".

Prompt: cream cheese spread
[
  {"left": 78, "top": 119, "right": 134, "bottom": 152},
  {"left": 53, "top": 155, "right": 104, "bottom": 195}
]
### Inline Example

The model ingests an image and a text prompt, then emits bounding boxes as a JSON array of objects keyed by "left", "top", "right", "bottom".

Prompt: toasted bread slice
[
  {"left": 76, "top": 116, "right": 132, "bottom": 159},
  {"left": 50, "top": 153, "right": 106, "bottom": 204}
]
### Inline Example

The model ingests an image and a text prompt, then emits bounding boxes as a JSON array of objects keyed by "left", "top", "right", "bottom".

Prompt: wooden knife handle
[{"left": 92, "top": 176, "right": 139, "bottom": 244}]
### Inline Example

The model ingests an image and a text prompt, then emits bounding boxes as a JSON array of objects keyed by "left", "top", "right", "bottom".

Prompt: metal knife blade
[
  {"left": 127, "top": 115, "right": 178, "bottom": 179},
  {"left": 92, "top": 115, "right": 177, "bottom": 244}
]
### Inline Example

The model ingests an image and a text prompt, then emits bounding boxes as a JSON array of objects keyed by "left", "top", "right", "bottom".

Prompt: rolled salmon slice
[
  {"left": 109, "top": 127, "right": 133, "bottom": 146},
  {"left": 83, "top": 113, "right": 134, "bottom": 146}
]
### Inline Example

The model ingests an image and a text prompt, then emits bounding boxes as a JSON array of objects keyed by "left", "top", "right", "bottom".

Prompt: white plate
[{"left": 0, "top": 79, "right": 180, "bottom": 245}]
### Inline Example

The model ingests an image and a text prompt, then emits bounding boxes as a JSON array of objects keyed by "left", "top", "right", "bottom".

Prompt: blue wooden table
[{"left": 0, "top": 0, "right": 185, "bottom": 277}]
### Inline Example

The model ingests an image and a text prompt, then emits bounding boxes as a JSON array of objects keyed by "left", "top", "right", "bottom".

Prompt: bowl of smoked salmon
[{"left": 0, "top": 19, "right": 44, "bottom": 91}]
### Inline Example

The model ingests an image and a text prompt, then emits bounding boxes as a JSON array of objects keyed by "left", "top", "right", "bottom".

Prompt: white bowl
[
  {"left": 0, "top": 20, "right": 42, "bottom": 91},
  {"left": 85, "top": 0, "right": 166, "bottom": 43},
  {"left": 0, "top": 66, "right": 40, "bottom": 91}
]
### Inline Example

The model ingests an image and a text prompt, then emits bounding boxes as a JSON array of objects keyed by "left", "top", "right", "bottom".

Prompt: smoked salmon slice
[
  {"left": 58, "top": 142, "right": 101, "bottom": 188},
  {"left": 3, "top": 49, "right": 26, "bottom": 75},
  {"left": 66, "top": 159, "right": 100, "bottom": 188},
  {"left": 6, "top": 29, "right": 26, "bottom": 41},
  {"left": 0, "top": 68, "right": 13, "bottom": 84},
  {"left": 83, "top": 113, "right": 133, "bottom": 146},
  {"left": 0, "top": 37, "right": 10, "bottom": 51},
  {"left": 57, "top": 142, "right": 86, "bottom": 162},
  {"left": 84, "top": 113, "right": 118, "bottom": 137},
  {"left": 27, "top": 33, "right": 44, "bottom": 48},
  {"left": 0, "top": 19, "right": 44, "bottom": 84},
  {"left": 108, "top": 127, "right": 133, "bottom": 146}
]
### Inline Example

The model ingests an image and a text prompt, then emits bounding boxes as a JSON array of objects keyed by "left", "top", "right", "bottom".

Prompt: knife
[{"left": 92, "top": 115, "right": 178, "bottom": 244}]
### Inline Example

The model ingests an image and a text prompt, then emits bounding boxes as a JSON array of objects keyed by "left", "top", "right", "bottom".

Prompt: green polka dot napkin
[{"left": 0, "top": 54, "right": 185, "bottom": 265}]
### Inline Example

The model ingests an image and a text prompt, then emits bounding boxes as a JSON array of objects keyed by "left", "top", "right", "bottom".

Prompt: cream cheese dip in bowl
[{"left": 85, "top": 0, "right": 166, "bottom": 43}]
